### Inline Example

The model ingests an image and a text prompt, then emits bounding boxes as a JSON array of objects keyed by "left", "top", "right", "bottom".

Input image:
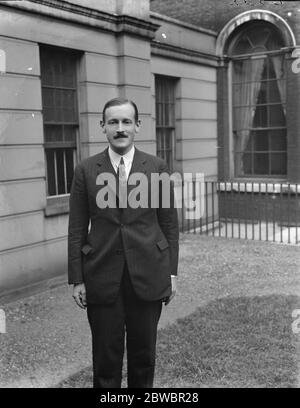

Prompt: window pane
[
  {"left": 44, "top": 125, "right": 63, "bottom": 143},
  {"left": 233, "top": 107, "right": 254, "bottom": 131},
  {"left": 266, "top": 58, "right": 277, "bottom": 80},
  {"left": 156, "top": 129, "right": 173, "bottom": 168},
  {"left": 156, "top": 102, "right": 162, "bottom": 126},
  {"left": 165, "top": 129, "right": 172, "bottom": 149},
  {"left": 66, "top": 148, "right": 75, "bottom": 193},
  {"left": 46, "top": 149, "right": 56, "bottom": 196},
  {"left": 257, "top": 80, "right": 267, "bottom": 104},
  {"left": 234, "top": 129, "right": 251, "bottom": 153},
  {"left": 156, "top": 128, "right": 163, "bottom": 152},
  {"left": 235, "top": 152, "right": 252, "bottom": 175},
  {"left": 253, "top": 153, "right": 269, "bottom": 174},
  {"left": 62, "top": 60, "right": 76, "bottom": 87},
  {"left": 248, "top": 30, "right": 268, "bottom": 49},
  {"left": 164, "top": 104, "right": 170, "bottom": 126},
  {"left": 42, "top": 87, "right": 55, "bottom": 108},
  {"left": 40, "top": 52, "right": 54, "bottom": 86},
  {"left": 166, "top": 151, "right": 172, "bottom": 169},
  {"left": 232, "top": 59, "right": 244, "bottom": 79},
  {"left": 41, "top": 48, "right": 77, "bottom": 87},
  {"left": 155, "top": 76, "right": 176, "bottom": 170},
  {"left": 42, "top": 88, "right": 55, "bottom": 122},
  {"left": 270, "top": 153, "right": 286, "bottom": 175},
  {"left": 63, "top": 91, "right": 77, "bottom": 122},
  {"left": 44, "top": 125, "right": 77, "bottom": 145},
  {"left": 270, "top": 130, "right": 286, "bottom": 151},
  {"left": 229, "top": 23, "right": 284, "bottom": 57},
  {"left": 46, "top": 147, "right": 76, "bottom": 196},
  {"left": 253, "top": 104, "right": 268, "bottom": 127},
  {"left": 63, "top": 126, "right": 77, "bottom": 143},
  {"left": 253, "top": 131, "right": 268, "bottom": 151},
  {"left": 54, "top": 90, "right": 63, "bottom": 122},
  {"left": 269, "top": 105, "right": 285, "bottom": 127},
  {"left": 41, "top": 48, "right": 78, "bottom": 123},
  {"left": 243, "top": 153, "right": 252, "bottom": 175},
  {"left": 56, "top": 149, "right": 66, "bottom": 195},
  {"left": 268, "top": 79, "right": 282, "bottom": 103}
]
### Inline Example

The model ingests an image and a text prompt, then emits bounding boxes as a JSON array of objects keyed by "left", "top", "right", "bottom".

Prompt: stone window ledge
[
  {"left": 218, "top": 182, "right": 300, "bottom": 194},
  {"left": 45, "top": 194, "right": 70, "bottom": 217}
]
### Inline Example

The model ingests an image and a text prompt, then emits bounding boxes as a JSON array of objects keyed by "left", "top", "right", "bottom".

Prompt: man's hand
[
  {"left": 164, "top": 275, "right": 177, "bottom": 306},
  {"left": 73, "top": 283, "right": 87, "bottom": 309}
]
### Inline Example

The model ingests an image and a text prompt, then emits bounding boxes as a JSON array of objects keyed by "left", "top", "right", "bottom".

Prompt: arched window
[{"left": 227, "top": 22, "right": 286, "bottom": 177}]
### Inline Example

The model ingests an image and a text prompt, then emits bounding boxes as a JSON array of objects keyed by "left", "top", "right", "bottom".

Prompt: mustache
[{"left": 114, "top": 133, "right": 128, "bottom": 139}]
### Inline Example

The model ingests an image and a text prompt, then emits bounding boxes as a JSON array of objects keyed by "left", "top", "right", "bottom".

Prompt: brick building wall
[
  {"left": 151, "top": 0, "right": 300, "bottom": 222},
  {"left": 151, "top": 0, "right": 300, "bottom": 182},
  {"left": 151, "top": 0, "right": 300, "bottom": 35}
]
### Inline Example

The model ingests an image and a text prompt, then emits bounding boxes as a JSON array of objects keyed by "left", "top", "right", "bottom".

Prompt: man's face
[{"left": 101, "top": 103, "right": 140, "bottom": 155}]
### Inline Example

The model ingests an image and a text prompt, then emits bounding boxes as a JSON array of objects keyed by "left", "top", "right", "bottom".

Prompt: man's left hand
[{"left": 164, "top": 275, "right": 177, "bottom": 305}]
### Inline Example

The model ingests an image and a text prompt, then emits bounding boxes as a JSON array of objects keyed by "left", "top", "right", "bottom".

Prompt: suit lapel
[
  {"left": 127, "top": 148, "right": 147, "bottom": 197},
  {"left": 96, "top": 147, "right": 115, "bottom": 173},
  {"left": 96, "top": 147, "right": 118, "bottom": 198}
]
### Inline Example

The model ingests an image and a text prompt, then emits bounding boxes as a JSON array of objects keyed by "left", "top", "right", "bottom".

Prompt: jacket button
[{"left": 120, "top": 224, "right": 124, "bottom": 228}]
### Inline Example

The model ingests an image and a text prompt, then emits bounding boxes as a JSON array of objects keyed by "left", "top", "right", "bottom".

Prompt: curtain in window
[
  {"left": 271, "top": 55, "right": 286, "bottom": 114},
  {"left": 233, "top": 58, "right": 265, "bottom": 175}
]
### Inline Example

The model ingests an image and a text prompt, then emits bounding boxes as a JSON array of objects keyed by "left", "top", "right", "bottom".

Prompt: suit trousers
[{"left": 86, "top": 262, "right": 163, "bottom": 388}]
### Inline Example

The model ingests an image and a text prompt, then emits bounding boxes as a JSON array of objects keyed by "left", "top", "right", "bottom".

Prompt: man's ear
[
  {"left": 100, "top": 120, "right": 106, "bottom": 132},
  {"left": 135, "top": 119, "right": 141, "bottom": 132}
]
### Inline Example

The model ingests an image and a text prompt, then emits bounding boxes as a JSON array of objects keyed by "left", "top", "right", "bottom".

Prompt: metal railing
[{"left": 179, "top": 181, "right": 300, "bottom": 245}]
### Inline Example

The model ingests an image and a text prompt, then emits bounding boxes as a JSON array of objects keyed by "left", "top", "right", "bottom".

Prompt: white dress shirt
[{"left": 108, "top": 145, "right": 135, "bottom": 180}]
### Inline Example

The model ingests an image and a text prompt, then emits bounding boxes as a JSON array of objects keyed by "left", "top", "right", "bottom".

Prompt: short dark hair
[{"left": 102, "top": 98, "right": 139, "bottom": 123}]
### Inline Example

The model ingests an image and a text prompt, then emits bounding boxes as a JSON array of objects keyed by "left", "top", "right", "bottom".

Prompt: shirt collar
[{"left": 108, "top": 145, "right": 135, "bottom": 167}]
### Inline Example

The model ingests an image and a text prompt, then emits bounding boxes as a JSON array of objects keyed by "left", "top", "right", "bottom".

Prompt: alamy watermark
[
  {"left": 95, "top": 172, "right": 205, "bottom": 219},
  {"left": 292, "top": 309, "right": 300, "bottom": 335},
  {"left": 291, "top": 48, "right": 300, "bottom": 74},
  {"left": 0, "top": 309, "right": 6, "bottom": 334},
  {"left": 0, "top": 49, "right": 6, "bottom": 74}
]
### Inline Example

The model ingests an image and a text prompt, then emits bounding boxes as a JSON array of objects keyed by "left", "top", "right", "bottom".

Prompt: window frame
[
  {"left": 39, "top": 45, "right": 82, "bottom": 216},
  {"left": 155, "top": 75, "right": 177, "bottom": 171},
  {"left": 228, "top": 43, "right": 287, "bottom": 180}
]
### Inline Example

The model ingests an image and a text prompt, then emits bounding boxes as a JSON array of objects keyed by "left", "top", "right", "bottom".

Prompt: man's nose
[{"left": 117, "top": 122, "right": 124, "bottom": 132}]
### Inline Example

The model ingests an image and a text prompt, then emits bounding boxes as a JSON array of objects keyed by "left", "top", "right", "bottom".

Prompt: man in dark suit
[{"left": 68, "top": 97, "right": 179, "bottom": 388}]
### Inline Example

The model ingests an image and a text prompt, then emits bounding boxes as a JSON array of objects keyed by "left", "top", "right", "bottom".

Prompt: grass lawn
[
  {"left": 57, "top": 235, "right": 300, "bottom": 388},
  {"left": 155, "top": 294, "right": 300, "bottom": 388}
]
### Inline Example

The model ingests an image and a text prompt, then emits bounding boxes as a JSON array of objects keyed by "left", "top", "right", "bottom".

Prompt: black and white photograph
[{"left": 0, "top": 0, "right": 300, "bottom": 394}]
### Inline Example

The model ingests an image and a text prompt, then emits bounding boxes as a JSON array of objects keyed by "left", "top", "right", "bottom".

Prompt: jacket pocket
[
  {"left": 81, "top": 244, "right": 93, "bottom": 256},
  {"left": 156, "top": 239, "right": 169, "bottom": 251}
]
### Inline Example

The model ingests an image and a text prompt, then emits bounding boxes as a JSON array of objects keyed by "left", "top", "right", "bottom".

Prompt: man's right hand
[{"left": 73, "top": 283, "right": 87, "bottom": 309}]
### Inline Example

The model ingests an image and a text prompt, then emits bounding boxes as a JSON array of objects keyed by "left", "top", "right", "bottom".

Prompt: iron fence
[{"left": 178, "top": 181, "right": 300, "bottom": 245}]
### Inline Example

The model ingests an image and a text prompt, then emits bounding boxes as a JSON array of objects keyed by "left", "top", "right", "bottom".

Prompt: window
[
  {"left": 229, "top": 23, "right": 286, "bottom": 177},
  {"left": 155, "top": 76, "right": 176, "bottom": 170},
  {"left": 40, "top": 46, "right": 79, "bottom": 196}
]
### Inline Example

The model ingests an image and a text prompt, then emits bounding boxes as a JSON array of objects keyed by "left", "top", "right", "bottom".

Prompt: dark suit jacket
[{"left": 68, "top": 147, "right": 179, "bottom": 304}]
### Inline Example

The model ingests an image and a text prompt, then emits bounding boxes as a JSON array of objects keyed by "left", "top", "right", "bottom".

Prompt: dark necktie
[{"left": 117, "top": 157, "right": 127, "bottom": 208}]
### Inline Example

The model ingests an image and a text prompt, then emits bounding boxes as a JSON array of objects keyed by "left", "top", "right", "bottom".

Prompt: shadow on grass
[{"left": 56, "top": 294, "right": 300, "bottom": 388}]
